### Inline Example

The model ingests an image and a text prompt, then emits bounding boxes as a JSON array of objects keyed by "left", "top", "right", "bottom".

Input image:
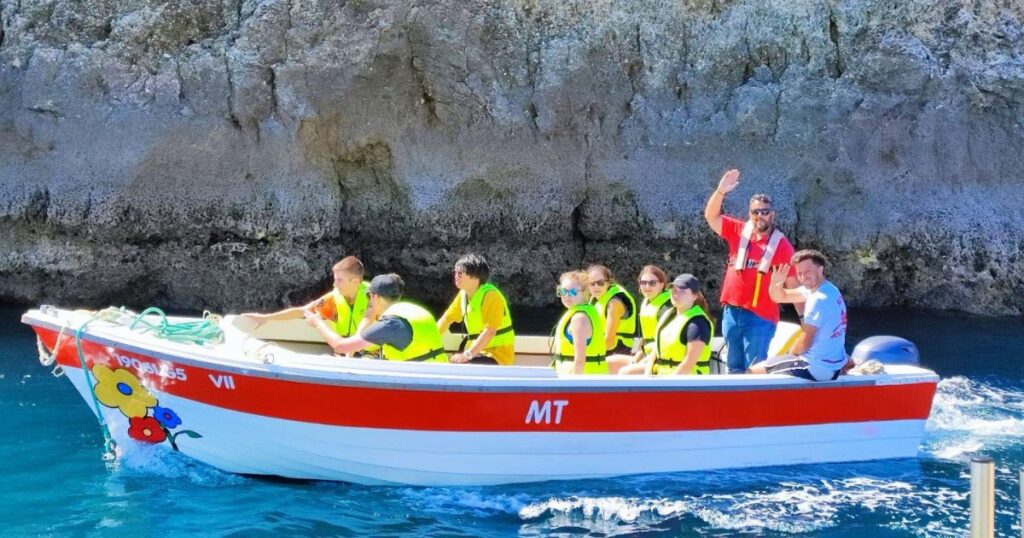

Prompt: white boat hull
[{"left": 27, "top": 308, "right": 938, "bottom": 486}]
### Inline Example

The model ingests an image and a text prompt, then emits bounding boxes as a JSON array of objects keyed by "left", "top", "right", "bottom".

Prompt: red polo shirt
[{"left": 718, "top": 215, "right": 796, "bottom": 323}]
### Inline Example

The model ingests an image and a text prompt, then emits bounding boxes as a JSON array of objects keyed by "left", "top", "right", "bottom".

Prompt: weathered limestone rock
[{"left": 0, "top": 0, "right": 1022, "bottom": 315}]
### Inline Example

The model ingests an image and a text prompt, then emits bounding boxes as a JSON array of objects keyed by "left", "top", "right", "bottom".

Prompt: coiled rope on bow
[
  {"left": 39, "top": 306, "right": 225, "bottom": 461},
  {"left": 127, "top": 307, "right": 225, "bottom": 346}
]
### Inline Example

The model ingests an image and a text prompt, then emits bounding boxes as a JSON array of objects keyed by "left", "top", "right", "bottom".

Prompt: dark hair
[
  {"left": 586, "top": 264, "right": 615, "bottom": 283},
  {"left": 333, "top": 256, "right": 365, "bottom": 278},
  {"left": 455, "top": 254, "right": 490, "bottom": 283},
  {"left": 792, "top": 249, "right": 828, "bottom": 267},
  {"left": 749, "top": 193, "right": 773, "bottom": 207},
  {"left": 637, "top": 265, "right": 667, "bottom": 285}
]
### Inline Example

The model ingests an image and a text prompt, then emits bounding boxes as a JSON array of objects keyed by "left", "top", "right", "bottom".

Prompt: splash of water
[{"left": 924, "top": 376, "right": 1024, "bottom": 461}]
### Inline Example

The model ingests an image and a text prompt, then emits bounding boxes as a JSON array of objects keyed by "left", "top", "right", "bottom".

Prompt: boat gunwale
[{"left": 23, "top": 309, "right": 941, "bottom": 394}]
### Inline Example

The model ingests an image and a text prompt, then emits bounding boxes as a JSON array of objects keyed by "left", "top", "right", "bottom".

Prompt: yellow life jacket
[
  {"left": 653, "top": 304, "right": 713, "bottom": 375},
  {"left": 592, "top": 284, "right": 637, "bottom": 349},
  {"left": 553, "top": 304, "right": 607, "bottom": 374},
  {"left": 331, "top": 282, "right": 370, "bottom": 337},
  {"left": 379, "top": 302, "right": 448, "bottom": 363},
  {"left": 638, "top": 291, "right": 671, "bottom": 353},
  {"left": 460, "top": 282, "right": 515, "bottom": 351}
]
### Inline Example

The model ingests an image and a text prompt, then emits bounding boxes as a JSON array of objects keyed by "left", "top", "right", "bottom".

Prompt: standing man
[
  {"left": 749, "top": 250, "right": 849, "bottom": 381},
  {"left": 704, "top": 169, "right": 799, "bottom": 373},
  {"left": 437, "top": 254, "right": 516, "bottom": 365},
  {"left": 305, "top": 274, "right": 448, "bottom": 363}
]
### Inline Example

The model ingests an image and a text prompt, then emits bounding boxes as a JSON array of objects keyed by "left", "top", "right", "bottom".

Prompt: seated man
[
  {"left": 437, "top": 254, "right": 516, "bottom": 365},
  {"left": 241, "top": 256, "right": 370, "bottom": 338},
  {"left": 305, "top": 274, "right": 448, "bottom": 363},
  {"left": 748, "top": 249, "right": 849, "bottom": 381}
]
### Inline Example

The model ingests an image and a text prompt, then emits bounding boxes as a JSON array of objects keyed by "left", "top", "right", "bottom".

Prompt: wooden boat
[{"left": 23, "top": 306, "right": 939, "bottom": 486}]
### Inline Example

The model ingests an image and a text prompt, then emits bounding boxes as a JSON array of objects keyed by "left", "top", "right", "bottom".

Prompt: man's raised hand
[{"left": 717, "top": 169, "right": 740, "bottom": 194}]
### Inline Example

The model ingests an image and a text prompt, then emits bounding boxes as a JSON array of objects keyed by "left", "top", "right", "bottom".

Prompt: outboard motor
[{"left": 850, "top": 336, "right": 920, "bottom": 366}]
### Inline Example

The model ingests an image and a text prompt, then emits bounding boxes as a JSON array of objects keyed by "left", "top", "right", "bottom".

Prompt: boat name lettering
[
  {"left": 114, "top": 353, "right": 187, "bottom": 381},
  {"left": 525, "top": 399, "right": 569, "bottom": 425},
  {"left": 209, "top": 374, "right": 236, "bottom": 390}
]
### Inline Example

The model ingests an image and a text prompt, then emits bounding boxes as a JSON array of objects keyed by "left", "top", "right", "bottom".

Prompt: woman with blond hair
[
  {"left": 606, "top": 265, "right": 671, "bottom": 374},
  {"left": 551, "top": 270, "right": 607, "bottom": 374}
]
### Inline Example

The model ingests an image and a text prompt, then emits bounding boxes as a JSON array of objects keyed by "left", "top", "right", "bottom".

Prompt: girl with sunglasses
[
  {"left": 586, "top": 264, "right": 637, "bottom": 357},
  {"left": 619, "top": 274, "right": 714, "bottom": 376},
  {"left": 551, "top": 271, "right": 608, "bottom": 374},
  {"left": 606, "top": 265, "right": 671, "bottom": 374}
]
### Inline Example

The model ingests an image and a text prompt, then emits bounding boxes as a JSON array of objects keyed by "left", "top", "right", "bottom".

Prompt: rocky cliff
[{"left": 1, "top": 0, "right": 1022, "bottom": 315}]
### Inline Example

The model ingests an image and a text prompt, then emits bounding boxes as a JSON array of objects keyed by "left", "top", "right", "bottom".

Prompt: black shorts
[
  {"left": 761, "top": 354, "right": 840, "bottom": 381},
  {"left": 609, "top": 343, "right": 633, "bottom": 355}
]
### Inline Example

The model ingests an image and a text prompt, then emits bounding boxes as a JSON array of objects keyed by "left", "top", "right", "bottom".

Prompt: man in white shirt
[{"left": 748, "top": 249, "right": 849, "bottom": 381}]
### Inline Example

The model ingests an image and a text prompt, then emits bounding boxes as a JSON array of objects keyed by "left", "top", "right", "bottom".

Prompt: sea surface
[{"left": 1, "top": 305, "right": 1022, "bottom": 536}]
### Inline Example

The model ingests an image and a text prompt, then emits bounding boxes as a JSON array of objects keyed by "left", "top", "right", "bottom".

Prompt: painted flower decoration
[
  {"left": 152, "top": 406, "right": 182, "bottom": 429},
  {"left": 127, "top": 416, "right": 167, "bottom": 443},
  {"left": 91, "top": 364, "right": 157, "bottom": 418}
]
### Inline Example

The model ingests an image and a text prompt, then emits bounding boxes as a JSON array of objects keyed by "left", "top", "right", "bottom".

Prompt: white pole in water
[{"left": 970, "top": 456, "right": 994, "bottom": 538}]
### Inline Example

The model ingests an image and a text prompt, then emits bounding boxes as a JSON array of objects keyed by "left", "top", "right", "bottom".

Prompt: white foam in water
[
  {"left": 925, "top": 376, "right": 1024, "bottom": 460},
  {"left": 112, "top": 443, "right": 245, "bottom": 487},
  {"left": 510, "top": 477, "right": 970, "bottom": 535},
  {"left": 398, "top": 487, "right": 531, "bottom": 517}
]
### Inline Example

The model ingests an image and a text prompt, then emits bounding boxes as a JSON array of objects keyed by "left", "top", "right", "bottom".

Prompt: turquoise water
[{"left": 2, "top": 306, "right": 1022, "bottom": 536}]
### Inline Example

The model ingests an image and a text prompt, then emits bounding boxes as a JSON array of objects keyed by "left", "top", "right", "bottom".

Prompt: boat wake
[
  {"left": 924, "top": 376, "right": 1024, "bottom": 461},
  {"left": 392, "top": 376, "right": 1022, "bottom": 535}
]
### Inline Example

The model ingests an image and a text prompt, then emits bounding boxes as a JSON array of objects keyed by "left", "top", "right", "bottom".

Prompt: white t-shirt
[{"left": 798, "top": 280, "right": 848, "bottom": 371}]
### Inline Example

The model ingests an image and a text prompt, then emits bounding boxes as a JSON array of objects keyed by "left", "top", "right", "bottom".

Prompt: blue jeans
[{"left": 722, "top": 305, "right": 777, "bottom": 374}]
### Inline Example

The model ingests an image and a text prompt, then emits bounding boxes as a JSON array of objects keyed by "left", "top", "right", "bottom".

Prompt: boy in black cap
[{"left": 305, "top": 274, "right": 448, "bottom": 362}]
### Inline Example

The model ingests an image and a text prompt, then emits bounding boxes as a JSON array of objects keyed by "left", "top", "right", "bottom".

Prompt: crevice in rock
[
  {"left": 522, "top": 10, "right": 541, "bottom": 135},
  {"left": 574, "top": 133, "right": 594, "bottom": 260},
  {"left": 828, "top": 13, "right": 844, "bottom": 79},
  {"left": 284, "top": 0, "right": 293, "bottom": 58},
  {"left": 267, "top": 66, "right": 278, "bottom": 117},
  {"left": 409, "top": 52, "right": 438, "bottom": 125},
  {"left": 175, "top": 58, "right": 186, "bottom": 105},
  {"left": 27, "top": 106, "right": 63, "bottom": 121},
  {"left": 223, "top": 54, "right": 241, "bottom": 130},
  {"left": 25, "top": 188, "right": 50, "bottom": 222},
  {"left": 772, "top": 87, "right": 782, "bottom": 140},
  {"left": 620, "top": 23, "right": 643, "bottom": 134}
]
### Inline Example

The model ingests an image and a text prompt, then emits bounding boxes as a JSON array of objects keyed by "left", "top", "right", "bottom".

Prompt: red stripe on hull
[{"left": 38, "top": 327, "right": 937, "bottom": 433}]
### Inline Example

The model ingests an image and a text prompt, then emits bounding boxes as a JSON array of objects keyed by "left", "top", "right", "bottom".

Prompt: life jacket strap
[
  {"left": 554, "top": 354, "right": 606, "bottom": 363},
  {"left": 407, "top": 348, "right": 446, "bottom": 362}
]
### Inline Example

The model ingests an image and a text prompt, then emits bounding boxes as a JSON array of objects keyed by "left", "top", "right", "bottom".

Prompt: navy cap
[
  {"left": 368, "top": 274, "right": 405, "bottom": 299},
  {"left": 671, "top": 274, "right": 701, "bottom": 293}
]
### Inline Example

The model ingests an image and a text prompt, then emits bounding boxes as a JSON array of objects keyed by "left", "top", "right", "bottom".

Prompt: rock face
[{"left": 1, "top": 0, "right": 1022, "bottom": 315}]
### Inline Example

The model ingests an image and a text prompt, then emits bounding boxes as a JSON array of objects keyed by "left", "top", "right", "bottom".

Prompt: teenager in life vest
[
  {"left": 305, "top": 273, "right": 448, "bottom": 363},
  {"left": 437, "top": 254, "right": 516, "bottom": 365},
  {"left": 551, "top": 270, "right": 607, "bottom": 374},
  {"left": 605, "top": 265, "right": 671, "bottom": 374},
  {"left": 586, "top": 264, "right": 637, "bottom": 356},
  {"left": 704, "top": 169, "right": 799, "bottom": 374},
  {"left": 617, "top": 274, "right": 714, "bottom": 376},
  {"left": 241, "top": 256, "right": 372, "bottom": 350}
]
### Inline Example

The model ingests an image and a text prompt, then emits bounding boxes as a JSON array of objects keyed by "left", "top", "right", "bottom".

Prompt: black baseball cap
[
  {"left": 671, "top": 274, "right": 701, "bottom": 293},
  {"left": 368, "top": 274, "right": 405, "bottom": 299}
]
